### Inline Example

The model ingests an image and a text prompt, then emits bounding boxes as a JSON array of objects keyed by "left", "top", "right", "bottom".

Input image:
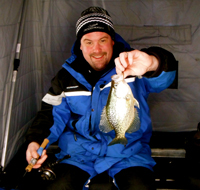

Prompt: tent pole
[{"left": 1, "top": 0, "right": 28, "bottom": 170}]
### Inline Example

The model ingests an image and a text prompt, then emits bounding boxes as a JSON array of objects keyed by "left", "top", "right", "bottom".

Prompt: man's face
[{"left": 80, "top": 32, "right": 115, "bottom": 71}]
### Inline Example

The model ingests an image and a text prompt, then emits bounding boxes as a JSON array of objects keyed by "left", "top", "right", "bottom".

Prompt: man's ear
[
  {"left": 112, "top": 40, "right": 115, "bottom": 46},
  {"left": 80, "top": 43, "right": 82, "bottom": 51}
]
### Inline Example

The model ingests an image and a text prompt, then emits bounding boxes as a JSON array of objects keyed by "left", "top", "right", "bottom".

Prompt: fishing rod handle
[{"left": 25, "top": 138, "right": 49, "bottom": 172}]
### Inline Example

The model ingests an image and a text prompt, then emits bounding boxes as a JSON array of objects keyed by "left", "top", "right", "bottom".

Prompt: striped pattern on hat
[{"left": 76, "top": 7, "right": 115, "bottom": 39}]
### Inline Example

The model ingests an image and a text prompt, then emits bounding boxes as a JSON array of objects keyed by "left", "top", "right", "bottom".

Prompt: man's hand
[
  {"left": 115, "top": 50, "right": 159, "bottom": 78},
  {"left": 26, "top": 142, "right": 48, "bottom": 169}
]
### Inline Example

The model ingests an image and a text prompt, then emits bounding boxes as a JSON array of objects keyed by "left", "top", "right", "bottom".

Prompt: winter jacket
[{"left": 26, "top": 33, "right": 178, "bottom": 184}]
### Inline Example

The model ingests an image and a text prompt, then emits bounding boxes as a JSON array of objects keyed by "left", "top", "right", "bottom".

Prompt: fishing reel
[
  {"left": 38, "top": 154, "right": 71, "bottom": 181},
  {"left": 38, "top": 164, "right": 56, "bottom": 181}
]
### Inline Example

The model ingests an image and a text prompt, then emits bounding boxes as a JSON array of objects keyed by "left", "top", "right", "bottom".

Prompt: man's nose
[{"left": 93, "top": 43, "right": 101, "bottom": 52}]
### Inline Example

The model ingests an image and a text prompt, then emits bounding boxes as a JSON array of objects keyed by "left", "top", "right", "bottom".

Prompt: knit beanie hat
[{"left": 76, "top": 7, "right": 115, "bottom": 40}]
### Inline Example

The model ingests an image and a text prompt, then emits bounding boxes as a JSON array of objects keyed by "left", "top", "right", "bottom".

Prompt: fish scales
[{"left": 99, "top": 74, "right": 140, "bottom": 146}]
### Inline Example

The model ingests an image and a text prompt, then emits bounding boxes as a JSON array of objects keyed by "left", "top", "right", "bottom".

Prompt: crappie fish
[{"left": 99, "top": 74, "right": 140, "bottom": 146}]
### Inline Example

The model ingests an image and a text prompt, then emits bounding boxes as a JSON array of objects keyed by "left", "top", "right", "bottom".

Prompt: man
[{"left": 25, "top": 6, "right": 177, "bottom": 190}]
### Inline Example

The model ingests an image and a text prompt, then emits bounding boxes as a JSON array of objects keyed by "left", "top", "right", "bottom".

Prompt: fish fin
[
  {"left": 126, "top": 108, "right": 140, "bottom": 133},
  {"left": 99, "top": 106, "right": 113, "bottom": 133},
  {"left": 134, "top": 98, "right": 140, "bottom": 109},
  {"left": 108, "top": 137, "right": 128, "bottom": 146}
]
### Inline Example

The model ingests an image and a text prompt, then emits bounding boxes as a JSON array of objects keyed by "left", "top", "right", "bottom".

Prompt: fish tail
[{"left": 108, "top": 137, "right": 128, "bottom": 146}]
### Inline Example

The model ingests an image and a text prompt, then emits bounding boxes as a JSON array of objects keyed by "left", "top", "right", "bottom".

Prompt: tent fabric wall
[
  {"left": 4, "top": 0, "right": 45, "bottom": 166},
  {"left": 0, "top": 0, "right": 24, "bottom": 167},
  {"left": 0, "top": 0, "right": 44, "bottom": 167},
  {"left": 0, "top": 0, "right": 200, "bottom": 167}
]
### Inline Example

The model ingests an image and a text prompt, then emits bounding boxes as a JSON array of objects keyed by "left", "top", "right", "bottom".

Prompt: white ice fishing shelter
[{"left": 0, "top": 1, "right": 200, "bottom": 188}]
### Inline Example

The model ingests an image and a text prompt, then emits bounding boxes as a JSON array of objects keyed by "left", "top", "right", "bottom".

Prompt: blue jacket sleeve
[
  {"left": 141, "top": 46, "right": 178, "bottom": 89},
  {"left": 140, "top": 46, "right": 178, "bottom": 93}
]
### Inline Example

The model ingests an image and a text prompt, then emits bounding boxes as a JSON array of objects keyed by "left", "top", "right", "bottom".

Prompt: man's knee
[
  {"left": 115, "top": 166, "right": 156, "bottom": 190},
  {"left": 89, "top": 183, "right": 117, "bottom": 190},
  {"left": 44, "top": 163, "right": 90, "bottom": 190},
  {"left": 89, "top": 171, "right": 117, "bottom": 190}
]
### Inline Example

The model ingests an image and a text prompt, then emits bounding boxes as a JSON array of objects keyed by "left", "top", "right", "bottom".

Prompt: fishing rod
[
  {"left": 1, "top": 0, "right": 28, "bottom": 170},
  {"left": 15, "top": 138, "right": 70, "bottom": 189}
]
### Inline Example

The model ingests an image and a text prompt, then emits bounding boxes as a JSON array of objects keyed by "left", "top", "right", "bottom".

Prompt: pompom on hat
[{"left": 76, "top": 7, "right": 115, "bottom": 40}]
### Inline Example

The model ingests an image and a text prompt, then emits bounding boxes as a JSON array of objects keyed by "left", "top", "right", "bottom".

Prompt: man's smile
[
  {"left": 93, "top": 55, "right": 103, "bottom": 59},
  {"left": 91, "top": 53, "right": 106, "bottom": 60}
]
